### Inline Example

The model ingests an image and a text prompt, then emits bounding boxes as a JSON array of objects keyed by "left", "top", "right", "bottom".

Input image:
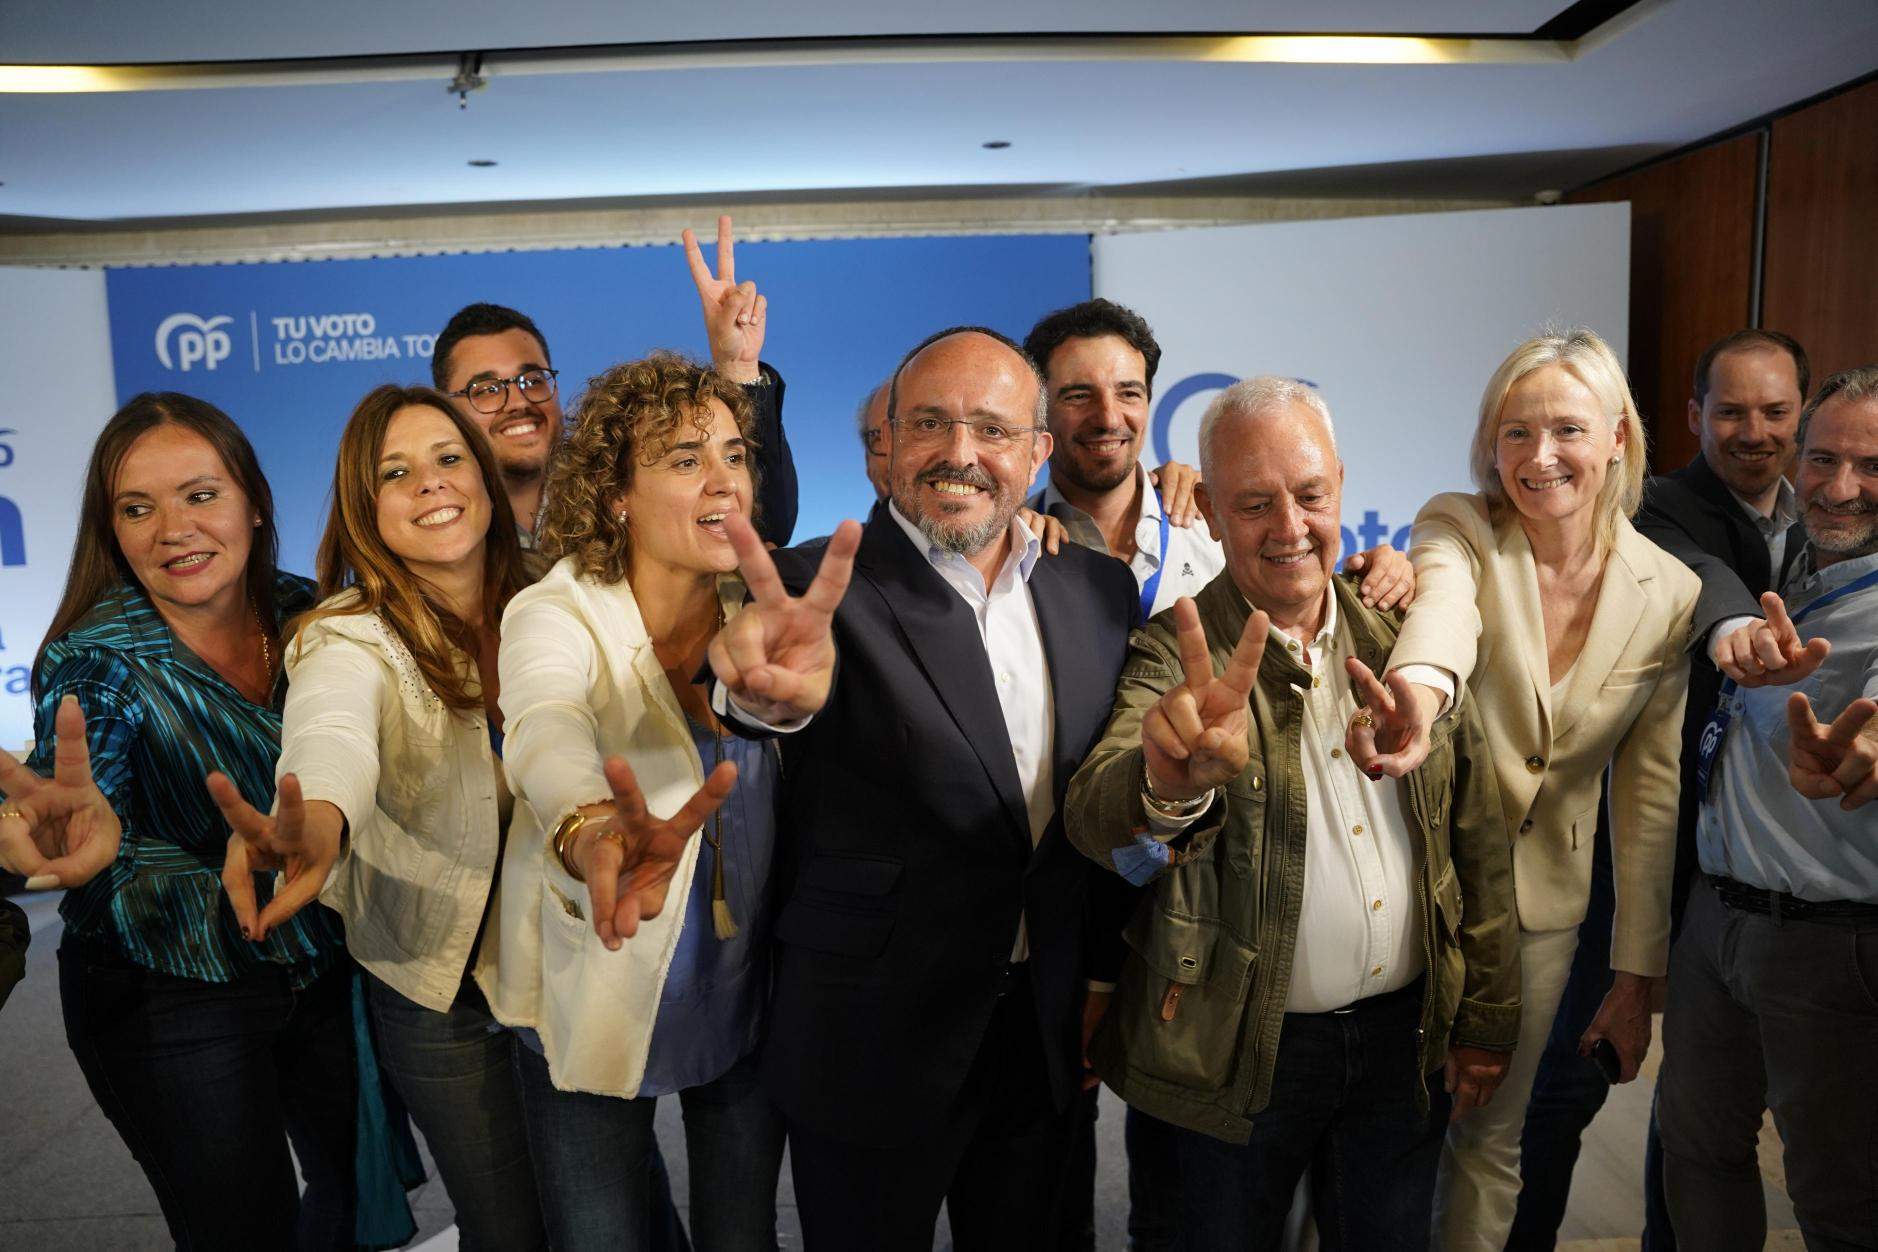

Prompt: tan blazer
[{"left": 1389, "top": 492, "right": 1699, "bottom": 977}]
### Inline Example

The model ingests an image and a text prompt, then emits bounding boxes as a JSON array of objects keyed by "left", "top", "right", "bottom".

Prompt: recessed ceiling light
[
  {"left": 468, "top": 159, "right": 497, "bottom": 167},
  {"left": 982, "top": 140, "right": 1011, "bottom": 150}
]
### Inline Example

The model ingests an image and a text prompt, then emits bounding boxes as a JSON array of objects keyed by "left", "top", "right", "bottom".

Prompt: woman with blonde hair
[
  {"left": 1351, "top": 328, "right": 1701, "bottom": 1250},
  {"left": 483, "top": 351, "right": 809, "bottom": 1251},
  {"left": 208, "top": 383, "right": 548, "bottom": 1249}
]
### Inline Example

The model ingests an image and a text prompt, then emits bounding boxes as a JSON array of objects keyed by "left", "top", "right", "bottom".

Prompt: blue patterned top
[{"left": 24, "top": 574, "right": 344, "bottom": 986}]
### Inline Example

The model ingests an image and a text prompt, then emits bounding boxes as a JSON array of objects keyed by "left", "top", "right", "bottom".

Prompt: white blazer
[
  {"left": 478, "top": 556, "right": 742, "bottom": 1098},
  {"left": 280, "top": 602, "right": 502, "bottom": 1012},
  {"left": 1389, "top": 492, "right": 1699, "bottom": 977}
]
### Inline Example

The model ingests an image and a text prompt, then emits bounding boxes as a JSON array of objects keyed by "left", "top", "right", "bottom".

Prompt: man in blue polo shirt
[{"left": 1655, "top": 364, "right": 1878, "bottom": 1252}]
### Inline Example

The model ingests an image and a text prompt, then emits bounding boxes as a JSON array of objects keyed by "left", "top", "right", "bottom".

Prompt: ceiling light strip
[{"left": 0, "top": 33, "right": 1572, "bottom": 94}]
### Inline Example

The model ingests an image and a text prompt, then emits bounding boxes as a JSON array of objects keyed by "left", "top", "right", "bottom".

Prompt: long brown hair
[
  {"left": 35, "top": 392, "right": 281, "bottom": 687},
  {"left": 295, "top": 384, "right": 529, "bottom": 710}
]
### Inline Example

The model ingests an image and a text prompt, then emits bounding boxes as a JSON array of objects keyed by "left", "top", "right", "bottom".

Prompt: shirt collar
[
  {"left": 1727, "top": 476, "right": 1798, "bottom": 530},
  {"left": 1041, "top": 462, "right": 1157, "bottom": 523},
  {"left": 1250, "top": 584, "right": 1338, "bottom": 657},
  {"left": 888, "top": 501, "right": 1041, "bottom": 583},
  {"left": 1793, "top": 544, "right": 1878, "bottom": 594}
]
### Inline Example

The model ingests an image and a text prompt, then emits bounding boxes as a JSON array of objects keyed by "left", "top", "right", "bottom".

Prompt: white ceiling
[{"left": 3, "top": 0, "right": 1876, "bottom": 224}]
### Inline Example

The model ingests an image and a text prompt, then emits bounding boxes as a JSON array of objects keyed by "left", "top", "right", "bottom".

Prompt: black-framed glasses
[
  {"left": 892, "top": 413, "right": 1041, "bottom": 450},
  {"left": 448, "top": 368, "right": 559, "bottom": 415}
]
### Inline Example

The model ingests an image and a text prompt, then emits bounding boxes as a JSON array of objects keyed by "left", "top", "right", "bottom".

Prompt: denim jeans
[
  {"left": 365, "top": 972, "right": 546, "bottom": 1251},
  {"left": 58, "top": 932, "right": 357, "bottom": 1250},
  {"left": 515, "top": 1044, "right": 785, "bottom": 1252},
  {"left": 1173, "top": 980, "right": 1447, "bottom": 1251}
]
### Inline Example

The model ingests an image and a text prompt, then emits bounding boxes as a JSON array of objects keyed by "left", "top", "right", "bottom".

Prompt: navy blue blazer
[{"left": 747, "top": 500, "right": 1137, "bottom": 1146}]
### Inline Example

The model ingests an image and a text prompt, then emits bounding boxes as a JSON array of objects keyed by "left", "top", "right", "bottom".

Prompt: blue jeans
[
  {"left": 365, "top": 972, "right": 546, "bottom": 1251},
  {"left": 58, "top": 932, "right": 357, "bottom": 1250},
  {"left": 1173, "top": 980, "right": 1447, "bottom": 1251},
  {"left": 515, "top": 1044, "right": 785, "bottom": 1252}
]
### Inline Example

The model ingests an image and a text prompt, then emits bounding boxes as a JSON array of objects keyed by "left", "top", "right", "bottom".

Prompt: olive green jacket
[{"left": 1065, "top": 572, "right": 1521, "bottom": 1144}]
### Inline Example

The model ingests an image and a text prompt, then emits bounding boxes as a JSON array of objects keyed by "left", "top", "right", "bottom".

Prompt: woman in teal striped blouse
[{"left": 0, "top": 392, "right": 410, "bottom": 1249}]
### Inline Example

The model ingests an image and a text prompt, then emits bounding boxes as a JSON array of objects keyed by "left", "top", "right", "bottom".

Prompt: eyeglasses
[
  {"left": 893, "top": 414, "right": 1041, "bottom": 451},
  {"left": 448, "top": 368, "right": 559, "bottom": 415}
]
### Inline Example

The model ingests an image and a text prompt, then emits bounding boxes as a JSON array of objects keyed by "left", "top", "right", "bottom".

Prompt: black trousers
[{"left": 787, "top": 970, "right": 1079, "bottom": 1251}]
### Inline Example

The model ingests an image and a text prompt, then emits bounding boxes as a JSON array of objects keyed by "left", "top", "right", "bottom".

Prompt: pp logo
[{"left": 155, "top": 312, "right": 234, "bottom": 372}]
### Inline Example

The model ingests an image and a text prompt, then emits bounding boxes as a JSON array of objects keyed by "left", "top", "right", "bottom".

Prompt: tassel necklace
[{"left": 705, "top": 727, "right": 737, "bottom": 941}]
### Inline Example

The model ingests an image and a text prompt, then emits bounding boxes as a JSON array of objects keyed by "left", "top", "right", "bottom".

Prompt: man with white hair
[
  {"left": 1655, "top": 364, "right": 1878, "bottom": 1252},
  {"left": 1063, "top": 377, "right": 1521, "bottom": 1248}
]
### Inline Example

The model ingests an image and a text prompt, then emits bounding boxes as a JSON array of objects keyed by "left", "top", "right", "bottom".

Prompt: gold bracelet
[{"left": 551, "top": 811, "right": 595, "bottom": 881}]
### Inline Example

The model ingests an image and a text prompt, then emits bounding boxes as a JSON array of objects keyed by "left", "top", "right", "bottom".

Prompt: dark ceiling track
[{"left": 1534, "top": 0, "right": 1648, "bottom": 41}]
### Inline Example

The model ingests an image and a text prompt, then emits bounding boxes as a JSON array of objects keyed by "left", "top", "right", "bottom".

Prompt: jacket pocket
[
  {"left": 1117, "top": 911, "right": 1257, "bottom": 1091},
  {"left": 774, "top": 853, "right": 902, "bottom": 958},
  {"left": 1429, "top": 860, "right": 1466, "bottom": 1032}
]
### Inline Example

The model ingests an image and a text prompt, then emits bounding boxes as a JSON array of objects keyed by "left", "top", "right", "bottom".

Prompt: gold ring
[
  {"left": 591, "top": 829, "right": 627, "bottom": 854},
  {"left": 1354, "top": 711, "right": 1375, "bottom": 728},
  {"left": 0, "top": 804, "right": 23, "bottom": 823}
]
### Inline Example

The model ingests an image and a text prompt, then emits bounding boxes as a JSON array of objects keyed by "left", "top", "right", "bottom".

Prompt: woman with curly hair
[
  {"left": 481, "top": 352, "right": 785, "bottom": 1252},
  {"left": 204, "top": 383, "right": 549, "bottom": 1249}
]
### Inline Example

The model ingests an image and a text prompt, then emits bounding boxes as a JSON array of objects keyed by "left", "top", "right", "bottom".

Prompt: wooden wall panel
[
  {"left": 1568, "top": 134, "right": 1759, "bottom": 472},
  {"left": 1762, "top": 76, "right": 1878, "bottom": 384}
]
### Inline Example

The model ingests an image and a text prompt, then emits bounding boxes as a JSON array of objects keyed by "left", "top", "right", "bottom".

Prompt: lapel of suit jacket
[
  {"left": 1552, "top": 521, "right": 1650, "bottom": 740},
  {"left": 854, "top": 504, "right": 1033, "bottom": 850},
  {"left": 1495, "top": 519, "right": 1555, "bottom": 750},
  {"left": 1678, "top": 453, "right": 1774, "bottom": 592},
  {"left": 1028, "top": 554, "right": 1106, "bottom": 820}
]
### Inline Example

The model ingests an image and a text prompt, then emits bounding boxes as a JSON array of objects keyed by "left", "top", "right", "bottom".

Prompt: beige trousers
[{"left": 1433, "top": 925, "right": 1581, "bottom": 1252}]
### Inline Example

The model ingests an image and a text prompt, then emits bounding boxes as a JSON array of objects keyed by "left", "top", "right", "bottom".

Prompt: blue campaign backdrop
[{"left": 107, "top": 234, "right": 1091, "bottom": 574}]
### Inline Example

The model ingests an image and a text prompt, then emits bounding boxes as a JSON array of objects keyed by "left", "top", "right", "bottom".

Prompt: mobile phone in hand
[{"left": 1587, "top": 1037, "right": 1622, "bottom": 1083}]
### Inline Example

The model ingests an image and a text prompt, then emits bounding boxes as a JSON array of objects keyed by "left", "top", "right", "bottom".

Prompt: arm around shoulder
[{"left": 1388, "top": 493, "right": 1490, "bottom": 686}]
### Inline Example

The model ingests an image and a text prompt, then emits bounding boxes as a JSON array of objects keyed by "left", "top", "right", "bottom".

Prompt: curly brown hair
[{"left": 538, "top": 352, "right": 759, "bottom": 584}]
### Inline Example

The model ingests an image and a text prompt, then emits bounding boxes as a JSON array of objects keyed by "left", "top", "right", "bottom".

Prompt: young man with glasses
[{"left": 432, "top": 216, "right": 798, "bottom": 547}]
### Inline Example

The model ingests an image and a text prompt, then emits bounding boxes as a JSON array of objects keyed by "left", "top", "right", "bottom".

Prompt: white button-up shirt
[
  {"left": 1151, "top": 591, "right": 1431, "bottom": 1012},
  {"left": 889, "top": 505, "right": 1055, "bottom": 961},
  {"left": 1038, "top": 465, "right": 1226, "bottom": 619}
]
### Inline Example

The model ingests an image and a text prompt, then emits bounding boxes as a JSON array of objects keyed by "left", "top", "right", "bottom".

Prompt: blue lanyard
[
  {"left": 1137, "top": 506, "right": 1173, "bottom": 626},
  {"left": 1695, "top": 565, "right": 1878, "bottom": 794}
]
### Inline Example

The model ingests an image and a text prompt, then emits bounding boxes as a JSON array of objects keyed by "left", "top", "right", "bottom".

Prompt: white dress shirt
[
  {"left": 1709, "top": 476, "right": 1801, "bottom": 654},
  {"left": 1038, "top": 464, "right": 1226, "bottom": 618},
  {"left": 1151, "top": 591, "right": 1432, "bottom": 1012},
  {"left": 726, "top": 505, "right": 1056, "bottom": 962}
]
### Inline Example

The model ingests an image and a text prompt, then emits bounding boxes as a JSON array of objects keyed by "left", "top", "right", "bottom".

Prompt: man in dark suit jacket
[
  {"left": 703, "top": 326, "right": 1139, "bottom": 1249},
  {"left": 1508, "top": 329, "right": 1810, "bottom": 1251}
]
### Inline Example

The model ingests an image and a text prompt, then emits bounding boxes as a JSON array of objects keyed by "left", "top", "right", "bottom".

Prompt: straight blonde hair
[{"left": 1468, "top": 327, "right": 1647, "bottom": 546}]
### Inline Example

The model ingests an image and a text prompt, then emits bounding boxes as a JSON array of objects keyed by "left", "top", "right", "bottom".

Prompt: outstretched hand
[
  {"left": 1344, "top": 659, "right": 1442, "bottom": 779},
  {"left": 209, "top": 771, "right": 342, "bottom": 942},
  {"left": 574, "top": 754, "right": 739, "bottom": 949},
  {"left": 683, "top": 214, "right": 765, "bottom": 384},
  {"left": 1785, "top": 693, "right": 1878, "bottom": 810},
  {"left": 1715, "top": 592, "right": 1832, "bottom": 687},
  {"left": 0, "top": 695, "right": 121, "bottom": 890},
  {"left": 1141, "top": 597, "right": 1268, "bottom": 801},
  {"left": 708, "top": 514, "right": 859, "bottom": 725}
]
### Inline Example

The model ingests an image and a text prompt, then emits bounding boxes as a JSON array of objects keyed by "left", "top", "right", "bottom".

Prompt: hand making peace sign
[
  {"left": 0, "top": 696, "right": 121, "bottom": 890},
  {"left": 707, "top": 513, "right": 861, "bottom": 726},
  {"left": 207, "top": 771, "right": 343, "bottom": 942},
  {"left": 1785, "top": 693, "right": 1878, "bottom": 810},
  {"left": 1141, "top": 597, "right": 1270, "bottom": 801},
  {"left": 683, "top": 214, "right": 766, "bottom": 384},
  {"left": 569, "top": 754, "right": 740, "bottom": 950},
  {"left": 1344, "top": 658, "right": 1443, "bottom": 779}
]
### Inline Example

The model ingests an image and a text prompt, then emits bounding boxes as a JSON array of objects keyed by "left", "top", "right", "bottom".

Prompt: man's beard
[
  {"left": 1804, "top": 494, "right": 1878, "bottom": 558},
  {"left": 900, "top": 462, "right": 1015, "bottom": 556},
  {"left": 1054, "top": 430, "right": 1137, "bottom": 495}
]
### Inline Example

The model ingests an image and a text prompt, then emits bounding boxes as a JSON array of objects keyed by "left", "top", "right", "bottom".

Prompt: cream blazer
[
  {"left": 478, "top": 557, "right": 742, "bottom": 1098},
  {"left": 281, "top": 603, "right": 502, "bottom": 1013},
  {"left": 1389, "top": 493, "right": 1699, "bottom": 977}
]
